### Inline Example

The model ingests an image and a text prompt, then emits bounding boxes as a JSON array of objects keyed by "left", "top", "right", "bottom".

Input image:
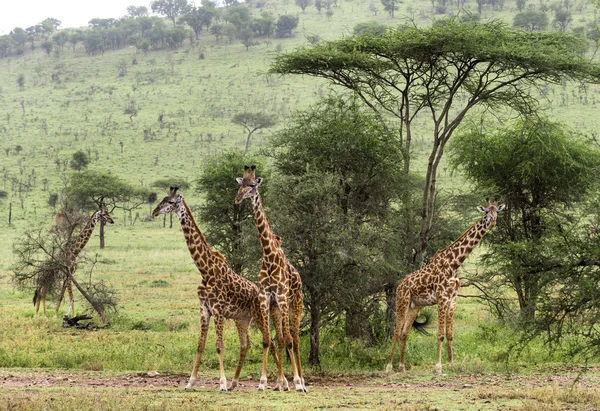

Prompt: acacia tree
[
  {"left": 231, "top": 112, "right": 276, "bottom": 154},
  {"left": 449, "top": 117, "right": 600, "bottom": 320},
  {"left": 269, "top": 18, "right": 600, "bottom": 267},
  {"left": 66, "top": 170, "right": 150, "bottom": 248}
]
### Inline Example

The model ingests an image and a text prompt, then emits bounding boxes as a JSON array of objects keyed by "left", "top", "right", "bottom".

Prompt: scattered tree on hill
[
  {"left": 151, "top": 0, "right": 188, "bottom": 26},
  {"left": 296, "top": 0, "right": 314, "bottom": 13},
  {"left": 41, "top": 40, "right": 53, "bottom": 55},
  {"left": 381, "top": 0, "right": 398, "bottom": 17},
  {"left": 180, "top": 5, "right": 216, "bottom": 40},
  {"left": 52, "top": 31, "right": 69, "bottom": 50},
  {"left": 353, "top": 21, "right": 388, "bottom": 36},
  {"left": 70, "top": 151, "right": 90, "bottom": 171},
  {"left": 47, "top": 193, "right": 59, "bottom": 210},
  {"left": 17, "top": 74, "right": 25, "bottom": 90},
  {"left": 449, "top": 116, "right": 600, "bottom": 321},
  {"left": 127, "top": 5, "right": 149, "bottom": 18},
  {"left": 553, "top": 9, "right": 572, "bottom": 31},
  {"left": 231, "top": 112, "right": 276, "bottom": 154},
  {"left": 513, "top": 10, "right": 549, "bottom": 31},
  {"left": 276, "top": 15, "right": 299, "bottom": 38},
  {"left": 66, "top": 170, "right": 150, "bottom": 248},
  {"left": 269, "top": 18, "right": 600, "bottom": 269}
]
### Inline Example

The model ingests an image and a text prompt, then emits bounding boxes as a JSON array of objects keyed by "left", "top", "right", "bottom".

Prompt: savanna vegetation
[{"left": 1, "top": 0, "right": 600, "bottom": 409}]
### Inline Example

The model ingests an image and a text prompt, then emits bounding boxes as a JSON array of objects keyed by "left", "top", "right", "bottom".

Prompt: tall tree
[
  {"left": 151, "top": 0, "right": 188, "bottom": 26},
  {"left": 267, "top": 96, "right": 409, "bottom": 361},
  {"left": 269, "top": 18, "right": 600, "bottom": 267}
]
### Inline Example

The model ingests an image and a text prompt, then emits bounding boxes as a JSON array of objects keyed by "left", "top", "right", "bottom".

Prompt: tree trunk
[
  {"left": 69, "top": 274, "right": 108, "bottom": 325},
  {"left": 309, "top": 300, "right": 321, "bottom": 366},
  {"left": 99, "top": 219, "right": 105, "bottom": 249},
  {"left": 345, "top": 304, "right": 371, "bottom": 342},
  {"left": 231, "top": 203, "right": 244, "bottom": 273},
  {"left": 384, "top": 282, "right": 396, "bottom": 338}
]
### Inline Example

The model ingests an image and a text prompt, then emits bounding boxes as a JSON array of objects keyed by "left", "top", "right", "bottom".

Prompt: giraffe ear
[
  {"left": 255, "top": 177, "right": 263, "bottom": 185},
  {"left": 236, "top": 177, "right": 243, "bottom": 185},
  {"left": 476, "top": 206, "right": 487, "bottom": 213},
  {"left": 498, "top": 204, "right": 506, "bottom": 211}
]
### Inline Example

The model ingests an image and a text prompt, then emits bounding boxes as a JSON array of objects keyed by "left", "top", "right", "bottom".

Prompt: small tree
[
  {"left": 17, "top": 74, "right": 25, "bottom": 90},
  {"left": 276, "top": 15, "right": 299, "bottom": 38},
  {"left": 231, "top": 112, "right": 276, "bottom": 154},
  {"left": 553, "top": 9, "right": 572, "bottom": 31},
  {"left": 66, "top": 170, "right": 150, "bottom": 248},
  {"left": 513, "top": 11, "right": 549, "bottom": 31},
  {"left": 41, "top": 40, "right": 53, "bottom": 55},
  {"left": 381, "top": 0, "right": 398, "bottom": 17},
  {"left": 296, "top": 0, "right": 314, "bottom": 12},
  {"left": 47, "top": 193, "right": 59, "bottom": 209},
  {"left": 70, "top": 150, "right": 90, "bottom": 171},
  {"left": 12, "top": 207, "right": 117, "bottom": 324}
]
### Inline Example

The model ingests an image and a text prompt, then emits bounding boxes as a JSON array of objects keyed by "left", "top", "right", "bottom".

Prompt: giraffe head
[
  {"left": 93, "top": 208, "right": 114, "bottom": 225},
  {"left": 235, "top": 165, "right": 262, "bottom": 204},
  {"left": 152, "top": 186, "right": 183, "bottom": 216},
  {"left": 476, "top": 198, "right": 506, "bottom": 226}
]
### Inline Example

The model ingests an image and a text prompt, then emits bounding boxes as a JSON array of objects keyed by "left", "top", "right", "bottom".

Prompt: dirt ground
[{"left": 1, "top": 367, "right": 598, "bottom": 390}]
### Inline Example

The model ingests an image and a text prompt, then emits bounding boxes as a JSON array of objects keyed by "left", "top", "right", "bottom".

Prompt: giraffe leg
[
  {"left": 446, "top": 294, "right": 458, "bottom": 368},
  {"left": 229, "top": 319, "right": 250, "bottom": 391},
  {"left": 291, "top": 296, "right": 306, "bottom": 392},
  {"left": 279, "top": 297, "right": 300, "bottom": 392},
  {"left": 270, "top": 304, "right": 289, "bottom": 391},
  {"left": 399, "top": 306, "right": 421, "bottom": 373},
  {"left": 254, "top": 293, "right": 277, "bottom": 391},
  {"left": 387, "top": 288, "right": 409, "bottom": 373},
  {"left": 67, "top": 279, "right": 75, "bottom": 317},
  {"left": 436, "top": 302, "right": 449, "bottom": 375},
  {"left": 185, "top": 304, "right": 210, "bottom": 391},
  {"left": 214, "top": 315, "right": 228, "bottom": 391},
  {"left": 34, "top": 287, "right": 43, "bottom": 318},
  {"left": 55, "top": 279, "right": 68, "bottom": 318}
]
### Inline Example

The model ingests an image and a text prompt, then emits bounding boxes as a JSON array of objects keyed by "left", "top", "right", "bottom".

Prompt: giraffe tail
[
  {"left": 412, "top": 310, "right": 432, "bottom": 335},
  {"left": 33, "top": 288, "right": 39, "bottom": 305}
]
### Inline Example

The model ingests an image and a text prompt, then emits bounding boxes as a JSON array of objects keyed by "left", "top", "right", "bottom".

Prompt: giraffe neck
[
  {"left": 250, "top": 194, "right": 276, "bottom": 256},
  {"left": 66, "top": 213, "right": 97, "bottom": 261},
  {"left": 439, "top": 219, "right": 492, "bottom": 271},
  {"left": 175, "top": 197, "right": 218, "bottom": 277}
]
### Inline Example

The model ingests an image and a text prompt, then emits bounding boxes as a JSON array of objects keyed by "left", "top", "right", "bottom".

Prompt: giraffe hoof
[{"left": 385, "top": 364, "right": 392, "bottom": 374}]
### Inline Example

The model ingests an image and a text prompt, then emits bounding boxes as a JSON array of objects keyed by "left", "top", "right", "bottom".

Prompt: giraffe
[
  {"left": 34, "top": 208, "right": 114, "bottom": 318},
  {"left": 386, "top": 199, "right": 505, "bottom": 375},
  {"left": 235, "top": 165, "right": 307, "bottom": 392},
  {"left": 152, "top": 187, "right": 275, "bottom": 392}
]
